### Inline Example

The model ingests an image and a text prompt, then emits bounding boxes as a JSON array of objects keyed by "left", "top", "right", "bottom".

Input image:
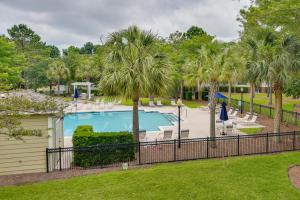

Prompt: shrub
[{"left": 72, "top": 126, "right": 135, "bottom": 168}]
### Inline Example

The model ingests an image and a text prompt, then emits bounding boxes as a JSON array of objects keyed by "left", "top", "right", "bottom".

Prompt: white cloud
[{"left": 0, "top": 0, "right": 250, "bottom": 49}]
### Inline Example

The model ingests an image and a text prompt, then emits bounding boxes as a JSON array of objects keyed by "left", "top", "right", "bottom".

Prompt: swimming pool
[{"left": 64, "top": 110, "right": 177, "bottom": 136}]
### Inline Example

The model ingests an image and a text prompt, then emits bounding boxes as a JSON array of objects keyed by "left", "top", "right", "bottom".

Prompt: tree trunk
[
  {"left": 209, "top": 81, "right": 217, "bottom": 148},
  {"left": 197, "top": 80, "right": 202, "bottom": 101},
  {"left": 268, "top": 82, "right": 272, "bottom": 106},
  {"left": 228, "top": 82, "right": 232, "bottom": 108},
  {"left": 274, "top": 85, "right": 282, "bottom": 135},
  {"left": 57, "top": 80, "right": 60, "bottom": 96},
  {"left": 250, "top": 83, "right": 255, "bottom": 115},
  {"left": 132, "top": 89, "right": 140, "bottom": 142},
  {"left": 180, "top": 80, "right": 184, "bottom": 99}
]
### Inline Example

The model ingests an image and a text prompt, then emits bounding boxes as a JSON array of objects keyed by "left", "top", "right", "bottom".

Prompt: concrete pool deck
[{"left": 63, "top": 102, "right": 247, "bottom": 147}]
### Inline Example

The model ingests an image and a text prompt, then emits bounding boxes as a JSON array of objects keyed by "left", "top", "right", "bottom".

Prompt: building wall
[{"left": 0, "top": 115, "right": 57, "bottom": 176}]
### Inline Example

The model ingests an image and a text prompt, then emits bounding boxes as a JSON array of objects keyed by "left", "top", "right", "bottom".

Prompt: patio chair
[
  {"left": 227, "top": 107, "right": 234, "bottom": 115},
  {"left": 157, "top": 99, "right": 163, "bottom": 106},
  {"left": 225, "top": 124, "right": 234, "bottom": 135},
  {"left": 139, "top": 130, "right": 147, "bottom": 142},
  {"left": 236, "top": 112, "right": 251, "bottom": 122},
  {"left": 228, "top": 109, "right": 239, "bottom": 119},
  {"left": 149, "top": 100, "right": 155, "bottom": 107},
  {"left": 107, "top": 102, "right": 113, "bottom": 109},
  {"left": 158, "top": 130, "right": 173, "bottom": 140},
  {"left": 238, "top": 113, "right": 258, "bottom": 125},
  {"left": 181, "top": 129, "right": 190, "bottom": 139},
  {"left": 171, "top": 99, "right": 177, "bottom": 106}
]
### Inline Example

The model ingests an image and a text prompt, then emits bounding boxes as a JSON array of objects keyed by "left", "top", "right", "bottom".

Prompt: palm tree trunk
[
  {"left": 228, "top": 82, "right": 232, "bottom": 108},
  {"left": 132, "top": 89, "right": 140, "bottom": 142},
  {"left": 268, "top": 82, "right": 272, "bottom": 106},
  {"left": 180, "top": 80, "right": 184, "bottom": 99},
  {"left": 209, "top": 81, "right": 217, "bottom": 148},
  {"left": 197, "top": 80, "right": 202, "bottom": 100},
  {"left": 250, "top": 83, "right": 255, "bottom": 115},
  {"left": 274, "top": 85, "right": 282, "bottom": 135},
  {"left": 57, "top": 80, "right": 60, "bottom": 96}
]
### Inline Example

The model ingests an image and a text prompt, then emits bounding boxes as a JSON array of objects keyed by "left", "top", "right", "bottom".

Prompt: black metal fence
[
  {"left": 46, "top": 131, "right": 300, "bottom": 172},
  {"left": 223, "top": 98, "right": 300, "bottom": 126}
]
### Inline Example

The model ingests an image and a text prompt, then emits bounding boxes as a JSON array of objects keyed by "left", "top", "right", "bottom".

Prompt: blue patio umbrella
[
  {"left": 219, "top": 101, "right": 228, "bottom": 135},
  {"left": 73, "top": 88, "right": 79, "bottom": 99},
  {"left": 206, "top": 92, "right": 227, "bottom": 99}
]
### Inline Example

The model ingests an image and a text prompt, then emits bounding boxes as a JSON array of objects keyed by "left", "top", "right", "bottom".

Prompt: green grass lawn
[
  {"left": 239, "top": 128, "right": 264, "bottom": 134},
  {"left": 1, "top": 152, "right": 300, "bottom": 200},
  {"left": 224, "top": 93, "right": 300, "bottom": 111}
]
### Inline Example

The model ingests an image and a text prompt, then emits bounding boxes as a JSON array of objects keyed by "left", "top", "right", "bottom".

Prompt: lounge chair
[
  {"left": 238, "top": 114, "right": 258, "bottom": 125},
  {"left": 228, "top": 109, "right": 239, "bottom": 119},
  {"left": 157, "top": 99, "right": 163, "bottom": 106},
  {"left": 149, "top": 100, "right": 155, "bottom": 107},
  {"left": 227, "top": 107, "right": 234, "bottom": 115},
  {"left": 171, "top": 99, "right": 176, "bottom": 106},
  {"left": 107, "top": 102, "right": 113, "bottom": 109},
  {"left": 236, "top": 112, "right": 251, "bottom": 122},
  {"left": 181, "top": 129, "right": 189, "bottom": 139},
  {"left": 139, "top": 130, "right": 147, "bottom": 142},
  {"left": 225, "top": 124, "right": 234, "bottom": 135},
  {"left": 158, "top": 130, "right": 173, "bottom": 140}
]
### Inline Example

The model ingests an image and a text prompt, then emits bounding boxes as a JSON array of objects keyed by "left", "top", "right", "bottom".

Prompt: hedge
[{"left": 72, "top": 126, "right": 135, "bottom": 168}]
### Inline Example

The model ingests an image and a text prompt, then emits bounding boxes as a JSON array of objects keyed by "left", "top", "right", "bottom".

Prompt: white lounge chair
[
  {"left": 171, "top": 99, "right": 176, "bottom": 106},
  {"left": 238, "top": 114, "right": 258, "bottom": 125},
  {"left": 158, "top": 130, "right": 173, "bottom": 140},
  {"left": 225, "top": 124, "right": 234, "bottom": 135},
  {"left": 228, "top": 109, "right": 239, "bottom": 119},
  {"left": 181, "top": 129, "right": 189, "bottom": 139},
  {"left": 227, "top": 107, "right": 234, "bottom": 115},
  {"left": 149, "top": 100, "right": 155, "bottom": 107},
  {"left": 236, "top": 112, "right": 251, "bottom": 122},
  {"left": 107, "top": 102, "right": 113, "bottom": 109},
  {"left": 139, "top": 130, "right": 147, "bottom": 142},
  {"left": 157, "top": 99, "right": 163, "bottom": 106}
]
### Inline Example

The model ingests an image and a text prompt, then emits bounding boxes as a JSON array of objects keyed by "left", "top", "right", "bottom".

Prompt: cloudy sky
[{"left": 0, "top": 0, "right": 250, "bottom": 49}]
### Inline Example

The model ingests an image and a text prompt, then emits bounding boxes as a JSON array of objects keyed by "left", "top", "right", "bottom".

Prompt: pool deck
[{"left": 63, "top": 102, "right": 246, "bottom": 147}]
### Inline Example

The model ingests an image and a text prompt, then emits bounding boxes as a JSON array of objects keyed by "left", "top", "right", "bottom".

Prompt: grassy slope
[
  {"left": 1, "top": 152, "right": 300, "bottom": 200},
  {"left": 239, "top": 128, "right": 264, "bottom": 134},
  {"left": 224, "top": 93, "right": 300, "bottom": 111}
]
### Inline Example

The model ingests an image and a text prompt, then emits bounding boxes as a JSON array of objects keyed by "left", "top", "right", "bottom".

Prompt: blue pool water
[{"left": 64, "top": 110, "right": 177, "bottom": 136}]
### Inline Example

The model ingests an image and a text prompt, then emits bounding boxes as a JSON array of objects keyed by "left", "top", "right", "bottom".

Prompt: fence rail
[
  {"left": 223, "top": 98, "right": 300, "bottom": 126},
  {"left": 46, "top": 131, "right": 300, "bottom": 172}
]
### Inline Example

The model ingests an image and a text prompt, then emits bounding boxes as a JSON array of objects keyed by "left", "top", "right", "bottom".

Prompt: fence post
[
  {"left": 59, "top": 147, "right": 62, "bottom": 171},
  {"left": 46, "top": 148, "right": 49, "bottom": 173},
  {"left": 206, "top": 137, "right": 209, "bottom": 158},
  {"left": 266, "top": 133, "right": 269, "bottom": 153},
  {"left": 293, "top": 131, "right": 296, "bottom": 151},
  {"left": 174, "top": 139, "right": 176, "bottom": 161},
  {"left": 138, "top": 142, "right": 141, "bottom": 165},
  {"left": 237, "top": 135, "right": 240, "bottom": 156},
  {"left": 260, "top": 105, "right": 262, "bottom": 114}
]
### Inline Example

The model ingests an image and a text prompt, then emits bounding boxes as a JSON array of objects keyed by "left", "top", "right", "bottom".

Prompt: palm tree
[
  {"left": 46, "top": 60, "right": 70, "bottom": 95},
  {"left": 222, "top": 46, "right": 245, "bottom": 108},
  {"left": 196, "top": 45, "right": 225, "bottom": 146},
  {"left": 265, "top": 35, "right": 300, "bottom": 133},
  {"left": 100, "top": 26, "right": 170, "bottom": 142},
  {"left": 75, "top": 57, "right": 100, "bottom": 82},
  {"left": 244, "top": 39, "right": 261, "bottom": 115}
]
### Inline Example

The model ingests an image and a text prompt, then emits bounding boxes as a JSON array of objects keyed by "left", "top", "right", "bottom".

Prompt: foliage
[
  {"left": 80, "top": 42, "right": 95, "bottom": 54},
  {"left": 0, "top": 36, "right": 24, "bottom": 89},
  {"left": 285, "top": 79, "right": 300, "bottom": 98},
  {"left": 47, "top": 45, "right": 60, "bottom": 58},
  {"left": 72, "top": 125, "right": 134, "bottom": 168},
  {"left": 0, "top": 96, "right": 62, "bottom": 139},
  {"left": 46, "top": 60, "right": 70, "bottom": 87}
]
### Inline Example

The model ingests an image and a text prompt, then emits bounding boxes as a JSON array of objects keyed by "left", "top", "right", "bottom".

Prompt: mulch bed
[
  {"left": 256, "top": 115, "right": 299, "bottom": 133},
  {"left": 0, "top": 165, "right": 150, "bottom": 187},
  {"left": 289, "top": 165, "right": 300, "bottom": 191}
]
